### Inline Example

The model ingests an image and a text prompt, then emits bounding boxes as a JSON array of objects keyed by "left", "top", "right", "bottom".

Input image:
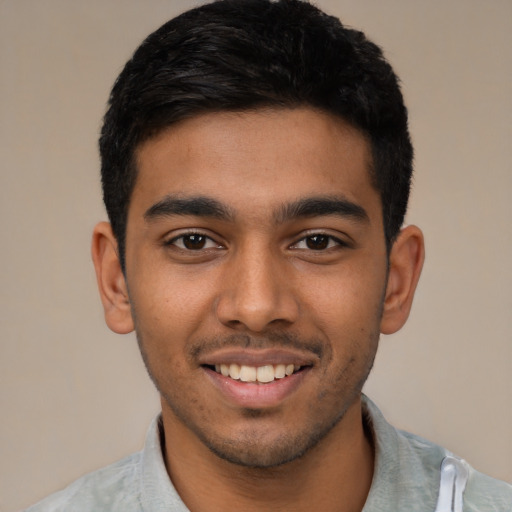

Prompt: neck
[{"left": 161, "top": 397, "right": 374, "bottom": 512}]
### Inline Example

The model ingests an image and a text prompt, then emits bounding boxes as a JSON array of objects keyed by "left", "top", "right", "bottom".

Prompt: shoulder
[
  {"left": 398, "top": 427, "right": 512, "bottom": 510},
  {"left": 464, "top": 468, "right": 512, "bottom": 511},
  {"left": 24, "top": 451, "right": 144, "bottom": 512},
  {"left": 362, "top": 396, "right": 512, "bottom": 511},
  {"left": 24, "top": 415, "right": 187, "bottom": 512},
  {"left": 397, "top": 426, "right": 512, "bottom": 510}
]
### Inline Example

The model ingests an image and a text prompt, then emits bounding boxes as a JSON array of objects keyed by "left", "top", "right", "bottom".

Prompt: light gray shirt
[{"left": 25, "top": 396, "right": 512, "bottom": 511}]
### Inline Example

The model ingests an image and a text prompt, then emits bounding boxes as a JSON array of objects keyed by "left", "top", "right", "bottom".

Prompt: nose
[{"left": 215, "top": 244, "right": 299, "bottom": 333}]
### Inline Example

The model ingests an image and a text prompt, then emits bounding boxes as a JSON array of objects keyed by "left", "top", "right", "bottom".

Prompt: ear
[
  {"left": 380, "top": 225, "right": 425, "bottom": 335},
  {"left": 91, "top": 222, "right": 134, "bottom": 334}
]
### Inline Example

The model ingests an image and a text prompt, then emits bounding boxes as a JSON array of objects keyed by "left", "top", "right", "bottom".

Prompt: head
[
  {"left": 93, "top": 0, "right": 423, "bottom": 471},
  {"left": 100, "top": 0, "right": 412, "bottom": 271}
]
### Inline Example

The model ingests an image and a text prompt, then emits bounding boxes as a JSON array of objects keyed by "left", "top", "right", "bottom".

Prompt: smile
[
  {"left": 213, "top": 363, "right": 302, "bottom": 383},
  {"left": 200, "top": 348, "right": 317, "bottom": 406}
]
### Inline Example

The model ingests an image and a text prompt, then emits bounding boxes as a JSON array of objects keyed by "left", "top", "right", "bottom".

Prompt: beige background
[{"left": 1, "top": 1, "right": 511, "bottom": 510}]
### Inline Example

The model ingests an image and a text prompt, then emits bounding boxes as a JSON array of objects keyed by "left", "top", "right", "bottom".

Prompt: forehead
[{"left": 131, "top": 108, "right": 380, "bottom": 225}]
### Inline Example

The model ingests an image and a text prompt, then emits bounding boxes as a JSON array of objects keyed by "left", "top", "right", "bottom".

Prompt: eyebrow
[
  {"left": 144, "top": 194, "right": 369, "bottom": 225},
  {"left": 274, "top": 196, "right": 370, "bottom": 224},
  {"left": 144, "top": 195, "right": 234, "bottom": 222}
]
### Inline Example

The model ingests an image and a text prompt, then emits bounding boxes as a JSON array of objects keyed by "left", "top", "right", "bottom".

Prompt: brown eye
[
  {"left": 168, "top": 233, "right": 220, "bottom": 251},
  {"left": 182, "top": 234, "right": 207, "bottom": 250},
  {"left": 305, "top": 235, "right": 330, "bottom": 250}
]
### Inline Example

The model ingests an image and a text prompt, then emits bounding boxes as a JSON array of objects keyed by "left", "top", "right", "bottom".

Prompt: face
[{"left": 123, "top": 108, "right": 389, "bottom": 467}]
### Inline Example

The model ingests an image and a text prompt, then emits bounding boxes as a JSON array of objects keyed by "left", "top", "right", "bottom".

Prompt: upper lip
[{"left": 198, "top": 348, "right": 319, "bottom": 368}]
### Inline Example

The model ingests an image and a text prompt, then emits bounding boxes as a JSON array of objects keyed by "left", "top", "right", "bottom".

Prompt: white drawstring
[{"left": 434, "top": 456, "right": 469, "bottom": 512}]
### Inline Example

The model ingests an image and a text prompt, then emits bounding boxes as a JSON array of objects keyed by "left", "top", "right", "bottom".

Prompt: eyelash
[
  {"left": 291, "top": 233, "right": 347, "bottom": 251},
  {"left": 164, "top": 231, "right": 348, "bottom": 252},
  {"left": 165, "top": 232, "right": 222, "bottom": 251}
]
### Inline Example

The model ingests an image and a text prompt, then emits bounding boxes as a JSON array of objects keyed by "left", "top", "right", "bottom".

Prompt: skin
[{"left": 92, "top": 108, "right": 424, "bottom": 512}]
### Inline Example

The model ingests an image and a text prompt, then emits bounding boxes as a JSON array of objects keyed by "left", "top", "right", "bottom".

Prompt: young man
[{"left": 26, "top": 0, "right": 511, "bottom": 510}]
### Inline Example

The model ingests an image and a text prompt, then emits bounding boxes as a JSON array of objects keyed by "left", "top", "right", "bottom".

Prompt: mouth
[
  {"left": 206, "top": 363, "right": 305, "bottom": 383},
  {"left": 203, "top": 362, "right": 311, "bottom": 408},
  {"left": 198, "top": 348, "right": 317, "bottom": 407}
]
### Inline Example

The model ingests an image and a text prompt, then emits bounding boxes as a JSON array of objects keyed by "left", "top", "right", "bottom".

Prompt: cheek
[
  {"left": 128, "top": 267, "right": 226, "bottom": 382},
  {"left": 299, "top": 259, "right": 386, "bottom": 331},
  {"left": 131, "top": 263, "right": 217, "bottom": 328}
]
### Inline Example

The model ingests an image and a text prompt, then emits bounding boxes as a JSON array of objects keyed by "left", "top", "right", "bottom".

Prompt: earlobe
[
  {"left": 91, "top": 222, "right": 135, "bottom": 334},
  {"left": 380, "top": 225, "right": 425, "bottom": 335}
]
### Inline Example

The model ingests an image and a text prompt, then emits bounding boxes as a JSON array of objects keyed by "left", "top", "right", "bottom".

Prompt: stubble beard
[{"left": 136, "top": 328, "right": 380, "bottom": 469}]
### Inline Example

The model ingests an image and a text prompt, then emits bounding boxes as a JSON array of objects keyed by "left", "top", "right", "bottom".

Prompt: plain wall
[{"left": 1, "top": 1, "right": 510, "bottom": 510}]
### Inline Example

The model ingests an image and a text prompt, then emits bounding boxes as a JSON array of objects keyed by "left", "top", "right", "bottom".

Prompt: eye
[
  {"left": 292, "top": 234, "right": 345, "bottom": 251},
  {"left": 168, "top": 233, "right": 221, "bottom": 251}
]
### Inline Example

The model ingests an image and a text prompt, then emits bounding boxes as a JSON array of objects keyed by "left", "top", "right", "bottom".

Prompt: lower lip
[{"left": 204, "top": 367, "right": 311, "bottom": 409}]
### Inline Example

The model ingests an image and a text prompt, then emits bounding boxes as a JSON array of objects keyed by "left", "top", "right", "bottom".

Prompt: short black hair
[{"left": 100, "top": 0, "right": 413, "bottom": 270}]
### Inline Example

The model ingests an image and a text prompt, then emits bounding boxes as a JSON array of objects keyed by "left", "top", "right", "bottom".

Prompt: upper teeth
[{"left": 214, "top": 363, "right": 300, "bottom": 383}]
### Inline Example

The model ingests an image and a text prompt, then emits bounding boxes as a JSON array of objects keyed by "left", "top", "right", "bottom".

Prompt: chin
[{"left": 192, "top": 407, "right": 349, "bottom": 469}]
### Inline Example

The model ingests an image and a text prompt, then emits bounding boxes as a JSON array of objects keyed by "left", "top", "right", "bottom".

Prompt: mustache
[{"left": 188, "top": 332, "right": 325, "bottom": 360}]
